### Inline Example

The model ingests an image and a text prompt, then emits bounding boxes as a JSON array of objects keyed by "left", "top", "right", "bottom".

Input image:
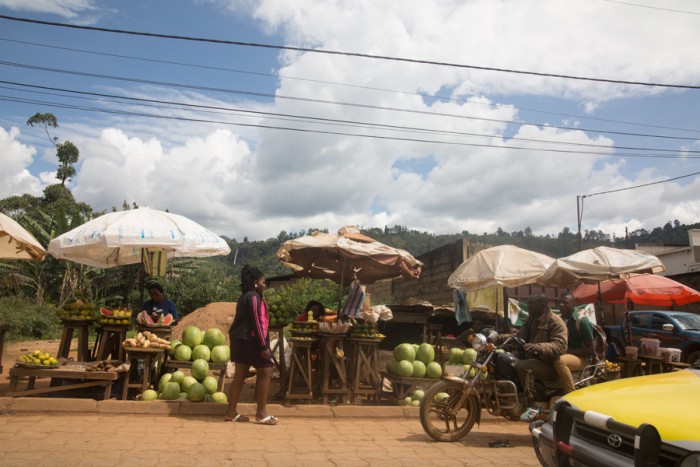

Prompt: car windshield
[{"left": 670, "top": 313, "right": 700, "bottom": 331}]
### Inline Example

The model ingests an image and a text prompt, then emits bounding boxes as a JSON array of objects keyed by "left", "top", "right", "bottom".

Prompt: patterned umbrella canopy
[{"left": 276, "top": 226, "right": 422, "bottom": 285}]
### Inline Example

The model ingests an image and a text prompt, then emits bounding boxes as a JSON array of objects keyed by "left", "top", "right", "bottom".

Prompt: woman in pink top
[{"left": 225, "top": 265, "right": 277, "bottom": 425}]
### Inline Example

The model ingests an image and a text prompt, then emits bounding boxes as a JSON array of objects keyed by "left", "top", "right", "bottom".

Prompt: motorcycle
[{"left": 419, "top": 332, "right": 607, "bottom": 442}]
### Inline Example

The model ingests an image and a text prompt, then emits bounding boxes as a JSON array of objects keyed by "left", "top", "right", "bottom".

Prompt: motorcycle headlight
[
  {"left": 472, "top": 333, "right": 488, "bottom": 351},
  {"left": 679, "top": 453, "right": 700, "bottom": 467}
]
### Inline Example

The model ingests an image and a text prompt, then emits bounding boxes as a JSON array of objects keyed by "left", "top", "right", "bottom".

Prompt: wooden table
[
  {"left": 164, "top": 360, "right": 228, "bottom": 392},
  {"left": 121, "top": 347, "right": 165, "bottom": 400},
  {"left": 8, "top": 364, "right": 124, "bottom": 399},
  {"left": 639, "top": 354, "right": 664, "bottom": 375},
  {"left": 662, "top": 361, "right": 691, "bottom": 373},
  {"left": 268, "top": 324, "right": 288, "bottom": 397},
  {"left": 617, "top": 357, "right": 644, "bottom": 378},
  {"left": 319, "top": 334, "right": 349, "bottom": 404},
  {"left": 0, "top": 324, "right": 9, "bottom": 374},
  {"left": 57, "top": 319, "right": 94, "bottom": 362},
  {"left": 346, "top": 337, "right": 382, "bottom": 403},
  {"left": 285, "top": 339, "right": 316, "bottom": 402},
  {"left": 92, "top": 324, "right": 129, "bottom": 362}
]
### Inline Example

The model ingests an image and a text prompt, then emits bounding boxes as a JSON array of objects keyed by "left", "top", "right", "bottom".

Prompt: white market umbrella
[
  {"left": 447, "top": 244, "right": 555, "bottom": 292},
  {"left": 0, "top": 212, "right": 46, "bottom": 261},
  {"left": 48, "top": 207, "right": 231, "bottom": 268}
]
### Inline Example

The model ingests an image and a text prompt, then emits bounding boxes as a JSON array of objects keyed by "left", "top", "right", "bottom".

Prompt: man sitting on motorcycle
[
  {"left": 515, "top": 293, "right": 568, "bottom": 421},
  {"left": 554, "top": 292, "right": 596, "bottom": 394}
]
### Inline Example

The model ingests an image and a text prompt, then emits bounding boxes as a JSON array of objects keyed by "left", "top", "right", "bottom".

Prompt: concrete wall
[{"left": 366, "top": 238, "right": 495, "bottom": 306}]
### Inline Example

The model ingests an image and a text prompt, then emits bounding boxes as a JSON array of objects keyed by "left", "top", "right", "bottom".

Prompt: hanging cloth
[
  {"left": 341, "top": 282, "right": 366, "bottom": 318},
  {"left": 453, "top": 289, "right": 471, "bottom": 325}
]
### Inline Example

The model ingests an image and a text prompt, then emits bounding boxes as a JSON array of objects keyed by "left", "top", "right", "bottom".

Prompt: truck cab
[{"left": 607, "top": 310, "right": 700, "bottom": 364}]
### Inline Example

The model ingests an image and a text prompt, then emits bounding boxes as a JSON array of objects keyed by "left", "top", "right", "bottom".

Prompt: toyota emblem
[{"left": 607, "top": 434, "right": 623, "bottom": 448}]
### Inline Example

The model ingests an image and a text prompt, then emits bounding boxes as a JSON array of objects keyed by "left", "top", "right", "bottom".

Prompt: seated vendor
[
  {"left": 140, "top": 282, "right": 179, "bottom": 324},
  {"left": 304, "top": 300, "right": 325, "bottom": 322}
]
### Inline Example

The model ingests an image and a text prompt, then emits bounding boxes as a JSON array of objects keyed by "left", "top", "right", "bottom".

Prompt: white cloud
[
  {"left": 0, "top": 126, "right": 43, "bottom": 198},
  {"left": 0, "top": 0, "right": 97, "bottom": 18}
]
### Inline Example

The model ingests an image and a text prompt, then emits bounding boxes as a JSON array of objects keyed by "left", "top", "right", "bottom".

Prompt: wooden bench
[{"left": 8, "top": 365, "right": 124, "bottom": 400}]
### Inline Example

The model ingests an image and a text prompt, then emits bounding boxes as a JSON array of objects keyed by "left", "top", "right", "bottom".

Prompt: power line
[
  {"left": 3, "top": 60, "right": 700, "bottom": 144},
  {"left": 582, "top": 171, "right": 700, "bottom": 198},
  {"left": 2, "top": 36, "right": 698, "bottom": 135},
  {"left": 2, "top": 14, "right": 700, "bottom": 90},
  {"left": 599, "top": 0, "right": 700, "bottom": 15},
  {"left": 3, "top": 93, "right": 699, "bottom": 160},
  {"left": 4, "top": 81, "right": 699, "bottom": 155}
]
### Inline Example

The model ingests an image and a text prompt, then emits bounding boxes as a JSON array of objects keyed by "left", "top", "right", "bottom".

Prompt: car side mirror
[{"left": 662, "top": 323, "right": 674, "bottom": 332}]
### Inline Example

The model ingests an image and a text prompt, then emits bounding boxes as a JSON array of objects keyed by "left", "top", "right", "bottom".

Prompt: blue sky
[{"left": 1, "top": 0, "right": 699, "bottom": 242}]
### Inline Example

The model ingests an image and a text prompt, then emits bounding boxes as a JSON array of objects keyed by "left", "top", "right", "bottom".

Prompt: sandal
[
  {"left": 224, "top": 413, "right": 249, "bottom": 422},
  {"left": 255, "top": 415, "right": 278, "bottom": 425}
]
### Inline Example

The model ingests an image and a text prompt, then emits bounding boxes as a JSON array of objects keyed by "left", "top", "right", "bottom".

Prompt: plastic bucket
[
  {"left": 640, "top": 338, "right": 660, "bottom": 357},
  {"left": 625, "top": 346, "right": 639, "bottom": 360}
]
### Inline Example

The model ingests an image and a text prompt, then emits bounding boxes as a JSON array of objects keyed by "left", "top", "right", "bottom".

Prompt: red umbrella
[{"left": 573, "top": 274, "right": 700, "bottom": 307}]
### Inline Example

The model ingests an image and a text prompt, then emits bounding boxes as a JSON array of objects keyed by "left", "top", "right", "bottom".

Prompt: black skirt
[{"left": 230, "top": 337, "right": 273, "bottom": 369}]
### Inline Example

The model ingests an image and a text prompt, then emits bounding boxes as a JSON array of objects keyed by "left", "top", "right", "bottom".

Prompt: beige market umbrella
[
  {"left": 0, "top": 212, "right": 46, "bottom": 261},
  {"left": 540, "top": 246, "right": 665, "bottom": 288},
  {"left": 276, "top": 226, "right": 422, "bottom": 286},
  {"left": 541, "top": 245, "right": 665, "bottom": 328},
  {"left": 447, "top": 244, "right": 555, "bottom": 292},
  {"left": 48, "top": 207, "right": 230, "bottom": 268}
]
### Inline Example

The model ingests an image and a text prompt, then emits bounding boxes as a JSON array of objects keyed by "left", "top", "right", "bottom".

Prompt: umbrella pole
[
  {"left": 596, "top": 282, "right": 605, "bottom": 327},
  {"left": 139, "top": 249, "right": 145, "bottom": 304},
  {"left": 337, "top": 258, "right": 346, "bottom": 312}
]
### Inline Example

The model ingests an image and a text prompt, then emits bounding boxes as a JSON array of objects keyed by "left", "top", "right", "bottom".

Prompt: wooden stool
[
  {"left": 425, "top": 323, "right": 443, "bottom": 346},
  {"left": 320, "top": 334, "right": 349, "bottom": 404},
  {"left": 121, "top": 347, "right": 164, "bottom": 400},
  {"left": 93, "top": 324, "right": 129, "bottom": 361},
  {"left": 57, "top": 320, "right": 93, "bottom": 362},
  {"left": 639, "top": 355, "right": 664, "bottom": 375},
  {"left": 662, "top": 361, "right": 690, "bottom": 373},
  {"left": 285, "top": 339, "right": 315, "bottom": 402},
  {"left": 347, "top": 337, "right": 381, "bottom": 403},
  {"left": 0, "top": 324, "right": 9, "bottom": 374}
]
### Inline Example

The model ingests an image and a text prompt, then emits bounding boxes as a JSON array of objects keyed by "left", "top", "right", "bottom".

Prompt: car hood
[{"left": 564, "top": 369, "right": 700, "bottom": 450}]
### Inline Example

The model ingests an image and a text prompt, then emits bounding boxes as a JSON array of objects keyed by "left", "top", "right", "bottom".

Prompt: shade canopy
[
  {"left": 540, "top": 246, "right": 665, "bottom": 288},
  {"left": 276, "top": 226, "right": 422, "bottom": 285},
  {"left": 447, "top": 244, "right": 555, "bottom": 292},
  {"left": 573, "top": 274, "right": 700, "bottom": 307},
  {"left": 48, "top": 207, "right": 231, "bottom": 268},
  {"left": 0, "top": 212, "right": 46, "bottom": 261}
]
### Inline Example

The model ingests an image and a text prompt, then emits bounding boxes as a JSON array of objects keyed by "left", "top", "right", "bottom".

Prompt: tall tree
[{"left": 26, "top": 112, "right": 80, "bottom": 186}]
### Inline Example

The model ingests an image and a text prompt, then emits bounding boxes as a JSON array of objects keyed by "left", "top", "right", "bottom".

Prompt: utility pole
[{"left": 576, "top": 195, "right": 583, "bottom": 251}]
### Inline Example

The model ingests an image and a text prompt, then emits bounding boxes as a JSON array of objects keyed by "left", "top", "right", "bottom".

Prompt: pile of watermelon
[
  {"left": 170, "top": 326, "right": 231, "bottom": 364},
  {"left": 386, "top": 343, "right": 443, "bottom": 379},
  {"left": 141, "top": 359, "right": 228, "bottom": 403}
]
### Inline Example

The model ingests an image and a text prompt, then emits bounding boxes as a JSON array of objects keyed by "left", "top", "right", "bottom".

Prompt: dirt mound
[{"left": 171, "top": 302, "right": 236, "bottom": 344}]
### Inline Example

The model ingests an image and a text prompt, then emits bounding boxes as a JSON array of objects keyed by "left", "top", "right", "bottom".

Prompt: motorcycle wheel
[{"left": 419, "top": 380, "right": 478, "bottom": 442}]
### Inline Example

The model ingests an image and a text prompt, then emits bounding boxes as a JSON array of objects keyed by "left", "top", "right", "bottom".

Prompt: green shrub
[{"left": 0, "top": 295, "right": 63, "bottom": 341}]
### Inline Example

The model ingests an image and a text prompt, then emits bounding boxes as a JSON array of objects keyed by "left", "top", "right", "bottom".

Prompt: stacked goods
[
  {"left": 604, "top": 360, "right": 621, "bottom": 372},
  {"left": 170, "top": 326, "right": 231, "bottom": 364},
  {"left": 123, "top": 331, "right": 172, "bottom": 350},
  {"left": 321, "top": 307, "right": 338, "bottom": 323},
  {"left": 137, "top": 310, "right": 175, "bottom": 326},
  {"left": 264, "top": 290, "right": 296, "bottom": 326},
  {"left": 17, "top": 350, "right": 58, "bottom": 366},
  {"left": 57, "top": 299, "right": 97, "bottom": 321},
  {"left": 99, "top": 307, "right": 132, "bottom": 325},
  {"left": 402, "top": 389, "right": 428, "bottom": 407},
  {"left": 140, "top": 364, "right": 228, "bottom": 403},
  {"left": 290, "top": 317, "right": 319, "bottom": 341},
  {"left": 349, "top": 321, "right": 384, "bottom": 339},
  {"left": 386, "top": 343, "right": 442, "bottom": 379},
  {"left": 444, "top": 347, "right": 484, "bottom": 377}
]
